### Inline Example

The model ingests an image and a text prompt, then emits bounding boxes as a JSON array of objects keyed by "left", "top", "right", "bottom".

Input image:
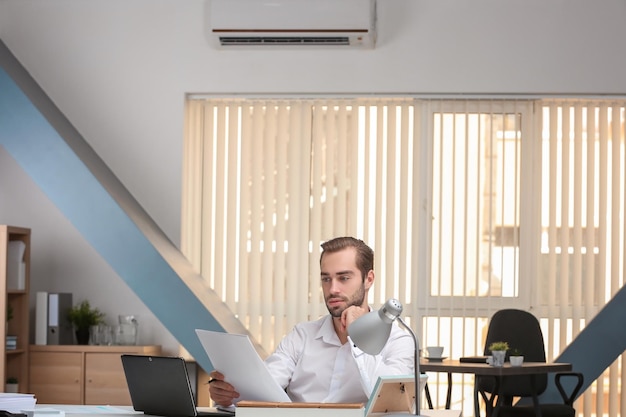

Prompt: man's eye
[
  {"left": 340, "top": 276, "right": 350, "bottom": 281},
  {"left": 321, "top": 277, "right": 331, "bottom": 283}
]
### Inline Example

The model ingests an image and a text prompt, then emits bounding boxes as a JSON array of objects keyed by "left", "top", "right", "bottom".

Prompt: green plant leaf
[
  {"left": 67, "top": 300, "right": 106, "bottom": 329},
  {"left": 488, "top": 341, "right": 510, "bottom": 352}
]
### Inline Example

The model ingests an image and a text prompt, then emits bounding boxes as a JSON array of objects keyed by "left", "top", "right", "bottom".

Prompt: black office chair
[{"left": 474, "top": 309, "right": 583, "bottom": 417}]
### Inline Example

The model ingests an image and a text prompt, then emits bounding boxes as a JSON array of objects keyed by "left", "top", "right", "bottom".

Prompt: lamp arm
[{"left": 396, "top": 316, "right": 420, "bottom": 416}]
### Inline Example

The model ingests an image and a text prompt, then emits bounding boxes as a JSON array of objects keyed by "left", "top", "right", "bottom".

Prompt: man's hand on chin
[{"left": 341, "top": 305, "right": 369, "bottom": 333}]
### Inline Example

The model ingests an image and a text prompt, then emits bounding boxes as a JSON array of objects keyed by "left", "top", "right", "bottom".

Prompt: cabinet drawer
[
  {"left": 29, "top": 351, "right": 82, "bottom": 404},
  {"left": 85, "top": 352, "right": 131, "bottom": 405}
]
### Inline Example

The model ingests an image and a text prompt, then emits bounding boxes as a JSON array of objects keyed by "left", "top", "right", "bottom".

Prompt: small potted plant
[
  {"left": 488, "top": 341, "right": 509, "bottom": 367},
  {"left": 67, "top": 300, "right": 106, "bottom": 345},
  {"left": 5, "top": 376, "right": 19, "bottom": 393},
  {"left": 509, "top": 348, "right": 524, "bottom": 366},
  {"left": 6, "top": 304, "right": 13, "bottom": 335}
]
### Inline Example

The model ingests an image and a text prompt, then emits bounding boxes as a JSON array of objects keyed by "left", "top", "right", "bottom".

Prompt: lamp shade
[{"left": 348, "top": 299, "right": 403, "bottom": 355}]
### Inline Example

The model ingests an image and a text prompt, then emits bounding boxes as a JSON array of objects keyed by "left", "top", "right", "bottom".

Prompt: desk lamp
[{"left": 348, "top": 298, "right": 423, "bottom": 417}]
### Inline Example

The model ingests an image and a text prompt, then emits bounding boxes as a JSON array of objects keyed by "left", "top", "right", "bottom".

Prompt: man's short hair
[{"left": 320, "top": 237, "right": 374, "bottom": 281}]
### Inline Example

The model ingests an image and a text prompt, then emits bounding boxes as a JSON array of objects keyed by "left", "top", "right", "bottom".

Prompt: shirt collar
[{"left": 316, "top": 315, "right": 342, "bottom": 346}]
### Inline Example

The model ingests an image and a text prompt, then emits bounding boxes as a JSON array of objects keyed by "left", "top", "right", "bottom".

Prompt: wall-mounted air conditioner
[{"left": 208, "top": 0, "right": 377, "bottom": 48}]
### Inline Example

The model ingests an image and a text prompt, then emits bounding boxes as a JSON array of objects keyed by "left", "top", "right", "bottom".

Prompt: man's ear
[{"left": 364, "top": 270, "right": 375, "bottom": 290}]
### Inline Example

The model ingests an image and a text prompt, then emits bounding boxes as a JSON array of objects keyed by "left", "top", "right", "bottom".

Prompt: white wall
[{"left": 0, "top": 0, "right": 625, "bottom": 353}]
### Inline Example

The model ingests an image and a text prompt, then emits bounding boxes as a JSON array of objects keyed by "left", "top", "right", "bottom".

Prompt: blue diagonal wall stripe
[{"left": 0, "top": 39, "right": 250, "bottom": 372}]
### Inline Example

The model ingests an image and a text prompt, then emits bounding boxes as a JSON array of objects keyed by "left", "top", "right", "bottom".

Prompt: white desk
[{"left": 36, "top": 405, "right": 462, "bottom": 417}]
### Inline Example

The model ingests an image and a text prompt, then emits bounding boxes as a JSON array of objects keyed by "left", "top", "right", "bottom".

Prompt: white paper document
[
  {"left": 195, "top": 329, "right": 291, "bottom": 403},
  {"left": 0, "top": 392, "right": 36, "bottom": 413}
]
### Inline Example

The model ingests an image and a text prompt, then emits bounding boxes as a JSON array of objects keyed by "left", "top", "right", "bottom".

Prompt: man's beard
[{"left": 325, "top": 284, "right": 366, "bottom": 317}]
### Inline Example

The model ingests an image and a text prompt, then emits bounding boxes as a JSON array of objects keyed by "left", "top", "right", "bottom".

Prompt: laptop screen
[{"left": 121, "top": 354, "right": 200, "bottom": 417}]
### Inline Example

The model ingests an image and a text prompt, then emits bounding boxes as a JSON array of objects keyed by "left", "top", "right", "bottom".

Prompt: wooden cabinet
[
  {"left": 184, "top": 361, "right": 211, "bottom": 407},
  {"left": 1, "top": 225, "right": 30, "bottom": 392},
  {"left": 196, "top": 365, "right": 211, "bottom": 406},
  {"left": 29, "top": 344, "right": 161, "bottom": 405}
]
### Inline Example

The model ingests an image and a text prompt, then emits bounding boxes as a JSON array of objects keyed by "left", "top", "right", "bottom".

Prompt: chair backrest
[{"left": 479, "top": 309, "right": 548, "bottom": 397}]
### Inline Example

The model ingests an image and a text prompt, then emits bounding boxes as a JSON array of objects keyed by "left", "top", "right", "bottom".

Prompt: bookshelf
[{"left": 0, "top": 225, "right": 31, "bottom": 392}]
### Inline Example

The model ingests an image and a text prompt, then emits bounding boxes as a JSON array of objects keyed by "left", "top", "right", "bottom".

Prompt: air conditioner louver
[
  {"left": 208, "top": 0, "right": 377, "bottom": 49},
  {"left": 219, "top": 36, "right": 352, "bottom": 46}
]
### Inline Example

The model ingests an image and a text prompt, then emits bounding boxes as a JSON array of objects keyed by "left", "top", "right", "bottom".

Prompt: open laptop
[{"left": 121, "top": 354, "right": 234, "bottom": 417}]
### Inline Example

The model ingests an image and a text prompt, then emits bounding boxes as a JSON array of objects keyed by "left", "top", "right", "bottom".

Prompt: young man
[{"left": 208, "top": 236, "right": 413, "bottom": 405}]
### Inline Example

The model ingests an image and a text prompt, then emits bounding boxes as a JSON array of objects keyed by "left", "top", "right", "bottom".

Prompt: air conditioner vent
[{"left": 219, "top": 36, "right": 351, "bottom": 46}]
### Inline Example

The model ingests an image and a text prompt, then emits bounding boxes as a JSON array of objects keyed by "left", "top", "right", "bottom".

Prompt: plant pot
[
  {"left": 5, "top": 383, "right": 19, "bottom": 393},
  {"left": 510, "top": 356, "right": 524, "bottom": 367},
  {"left": 490, "top": 350, "right": 506, "bottom": 367},
  {"left": 75, "top": 327, "right": 90, "bottom": 345}
]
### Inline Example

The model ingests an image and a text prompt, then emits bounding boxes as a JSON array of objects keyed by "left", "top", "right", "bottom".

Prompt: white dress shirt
[{"left": 264, "top": 313, "right": 414, "bottom": 403}]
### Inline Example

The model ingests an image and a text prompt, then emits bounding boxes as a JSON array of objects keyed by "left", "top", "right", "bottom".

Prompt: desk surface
[
  {"left": 418, "top": 411, "right": 462, "bottom": 417},
  {"left": 38, "top": 405, "right": 462, "bottom": 417},
  {"left": 420, "top": 359, "right": 572, "bottom": 375}
]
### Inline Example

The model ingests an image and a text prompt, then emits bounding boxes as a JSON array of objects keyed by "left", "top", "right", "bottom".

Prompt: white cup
[{"left": 426, "top": 346, "right": 444, "bottom": 358}]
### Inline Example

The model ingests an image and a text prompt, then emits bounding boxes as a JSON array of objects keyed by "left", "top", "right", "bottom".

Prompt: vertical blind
[
  {"left": 540, "top": 101, "right": 625, "bottom": 417},
  {"left": 182, "top": 97, "right": 625, "bottom": 417}
]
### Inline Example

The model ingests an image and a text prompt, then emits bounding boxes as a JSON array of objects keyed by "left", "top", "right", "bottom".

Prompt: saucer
[{"left": 425, "top": 356, "right": 447, "bottom": 362}]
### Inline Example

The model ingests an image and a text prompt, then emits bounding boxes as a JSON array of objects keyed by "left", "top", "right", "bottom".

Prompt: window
[
  {"left": 425, "top": 101, "right": 531, "bottom": 305},
  {"left": 183, "top": 97, "right": 626, "bottom": 417}
]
